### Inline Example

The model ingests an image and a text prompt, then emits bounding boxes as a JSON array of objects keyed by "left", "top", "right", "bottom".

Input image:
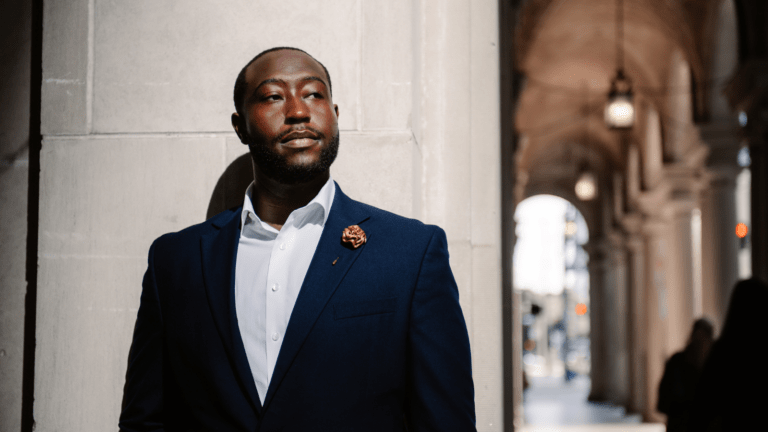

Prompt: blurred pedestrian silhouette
[
  {"left": 688, "top": 278, "right": 768, "bottom": 432},
  {"left": 657, "top": 318, "right": 714, "bottom": 432}
]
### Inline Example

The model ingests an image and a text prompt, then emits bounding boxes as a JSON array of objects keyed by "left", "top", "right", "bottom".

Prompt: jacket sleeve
[
  {"left": 119, "top": 240, "right": 165, "bottom": 432},
  {"left": 405, "top": 227, "right": 477, "bottom": 431}
]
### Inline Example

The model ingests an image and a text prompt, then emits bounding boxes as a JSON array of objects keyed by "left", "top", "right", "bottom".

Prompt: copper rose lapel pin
[{"left": 341, "top": 225, "right": 367, "bottom": 249}]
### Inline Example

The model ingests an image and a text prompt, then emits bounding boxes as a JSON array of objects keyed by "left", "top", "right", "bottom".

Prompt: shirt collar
[{"left": 240, "top": 175, "right": 336, "bottom": 234}]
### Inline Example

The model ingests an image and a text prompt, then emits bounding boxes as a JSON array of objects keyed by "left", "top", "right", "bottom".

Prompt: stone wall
[{"left": 36, "top": 1, "right": 503, "bottom": 430}]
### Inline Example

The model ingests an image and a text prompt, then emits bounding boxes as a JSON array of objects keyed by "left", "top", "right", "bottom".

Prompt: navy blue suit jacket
[{"left": 119, "top": 184, "right": 476, "bottom": 431}]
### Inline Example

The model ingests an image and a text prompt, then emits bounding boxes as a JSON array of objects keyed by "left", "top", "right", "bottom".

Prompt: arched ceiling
[{"left": 514, "top": 0, "right": 723, "bottom": 177}]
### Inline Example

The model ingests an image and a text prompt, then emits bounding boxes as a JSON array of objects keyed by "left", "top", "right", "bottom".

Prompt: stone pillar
[
  {"left": 666, "top": 204, "right": 696, "bottom": 352},
  {"left": 585, "top": 242, "right": 608, "bottom": 402},
  {"left": 634, "top": 148, "right": 706, "bottom": 421},
  {"left": 417, "top": 1, "right": 504, "bottom": 430},
  {"left": 640, "top": 219, "right": 671, "bottom": 423},
  {"left": 699, "top": 123, "right": 741, "bottom": 328},
  {"left": 35, "top": 1, "right": 505, "bottom": 430},
  {"left": 624, "top": 222, "right": 648, "bottom": 417},
  {"left": 606, "top": 237, "right": 630, "bottom": 407},
  {"left": 592, "top": 235, "right": 630, "bottom": 407},
  {"left": 661, "top": 165, "right": 706, "bottom": 354}
]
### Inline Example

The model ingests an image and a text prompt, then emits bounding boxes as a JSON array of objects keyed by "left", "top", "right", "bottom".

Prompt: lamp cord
[{"left": 617, "top": 0, "right": 624, "bottom": 74}]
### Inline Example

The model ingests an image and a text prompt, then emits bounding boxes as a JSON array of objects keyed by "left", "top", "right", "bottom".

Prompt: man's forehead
[{"left": 246, "top": 50, "right": 327, "bottom": 85}]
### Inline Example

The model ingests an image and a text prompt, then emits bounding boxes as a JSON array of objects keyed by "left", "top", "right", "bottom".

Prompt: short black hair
[{"left": 233, "top": 47, "right": 332, "bottom": 117}]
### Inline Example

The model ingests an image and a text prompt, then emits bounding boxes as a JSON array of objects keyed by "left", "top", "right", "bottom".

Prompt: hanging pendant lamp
[{"left": 604, "top": 0, "right": 635, "bottom": 129}]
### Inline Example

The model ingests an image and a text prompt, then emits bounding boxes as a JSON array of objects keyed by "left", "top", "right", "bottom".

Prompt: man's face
[{"left": 234, "top": 50, "right": 339, "bottom": 184}]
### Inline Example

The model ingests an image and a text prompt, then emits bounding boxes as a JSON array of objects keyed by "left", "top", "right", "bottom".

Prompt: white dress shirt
[{"left": 234, "top": 176, "right": 335, "bottom": 404}]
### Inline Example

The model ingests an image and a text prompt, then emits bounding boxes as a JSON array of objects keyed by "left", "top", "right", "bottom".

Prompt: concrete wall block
[
  {"left": 92, "top": 0, "right": 360, "bottom": 133},
  {"left": 39, "top": 136, "right": 226, "bottom": 258},
  {"left": 41, "top": 0, "right": 89, "bottom": 135},
  {"left": 331, "top": 131, "right": 416, "bottom": 218},
  {"left": 470, "top": 0, "right": 501, "bottom": 247},
  {"left": 361, "top": 0, "right": 413, "bottom": 130},
  {"left": 34, "top": 256, "right": 146, "bottom": 431},
  {"left": 417, "top": 0, "right": 472, "bottom": 240},
  {"left": 471, "top": 244, "right": 503, "bottom": 432}
]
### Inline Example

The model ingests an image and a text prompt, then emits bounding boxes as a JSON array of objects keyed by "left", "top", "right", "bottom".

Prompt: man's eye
[
  {"left": 307, "top": 92, "right": 322, "bottom": 99},
  {"left": 264, "top": 94, "right": 281, "bottom": 101}
]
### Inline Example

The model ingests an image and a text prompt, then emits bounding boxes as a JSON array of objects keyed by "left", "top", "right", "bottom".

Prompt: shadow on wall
[{"left": 206, "top": 153, "right": 253, "bottom": 219}]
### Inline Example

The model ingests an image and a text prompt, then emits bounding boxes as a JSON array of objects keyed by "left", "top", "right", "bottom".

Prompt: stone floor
[{"left": 519, "top": 376, "right": 665, "bottom": 432}]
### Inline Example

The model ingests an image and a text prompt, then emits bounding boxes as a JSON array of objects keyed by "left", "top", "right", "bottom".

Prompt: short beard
[{"left": 248, "top": 130, "right": 339, "bottom": 185}]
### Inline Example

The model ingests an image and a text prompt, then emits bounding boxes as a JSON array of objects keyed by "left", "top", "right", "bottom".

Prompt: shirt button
[
  {"left": 271, "top": 332, "right": 279, "bottom": 341},
  {"left": 279, "top": 243, "right": 286, "bottom": 250},
  {"left": 272, "top": 283, "right": 279, "bottom": 292}
]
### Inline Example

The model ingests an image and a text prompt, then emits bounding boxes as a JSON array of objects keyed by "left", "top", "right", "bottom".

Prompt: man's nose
[{"left": 284, "top": 95, "right": 310, "bottom": 123}]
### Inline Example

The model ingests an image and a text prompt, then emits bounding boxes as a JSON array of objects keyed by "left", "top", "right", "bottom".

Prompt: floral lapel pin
[{"left": 341, "top": 225, "right": 367, "bottom": 249}]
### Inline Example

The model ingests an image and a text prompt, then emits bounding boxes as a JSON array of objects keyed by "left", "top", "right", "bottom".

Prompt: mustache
[{"left": 275, "top": 127, "right": 324, "bottom": 143}]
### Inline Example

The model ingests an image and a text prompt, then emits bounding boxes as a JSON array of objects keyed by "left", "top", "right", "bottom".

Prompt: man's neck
[{"left": 251, "top": 170, "right": 330, "bottom": 231}]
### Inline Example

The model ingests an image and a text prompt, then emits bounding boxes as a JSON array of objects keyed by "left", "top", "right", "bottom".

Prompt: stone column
[
  {"left": 660, "top": 164, "right": 706, "bottom": 354},
  {"left": 666, "top": 205, "right": 696, "bottom": 351},
  {"left": 624, "top": 222, "right": 648, "bottom": 417},
  {"left": 589, "top": 233, "right": 629, "bottom": 405},
  {"left": 585, "top": 242, "right": 608, "bottom": 402},
  {"left": 597, "top": 235, "right": 630, "bottom": 407},
  {"left": 35, "top": 1, "right": 506, "bottom": 430},
  {"left": 417, "top": 1, "right": 504, "bottom": 430},
  {"left": 699, "top": 123, "right": 741, "bottom": 328},
  {"left": 639, "top": 219, "right": 671, "bottom": 423}
]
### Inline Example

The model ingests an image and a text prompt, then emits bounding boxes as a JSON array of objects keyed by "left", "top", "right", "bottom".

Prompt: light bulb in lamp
[
  {"left": 605, "top": 93, "right": 635, "bottom": 129},
  {"left": 575, "top": 171, "right": 597, "bottom": 201}
]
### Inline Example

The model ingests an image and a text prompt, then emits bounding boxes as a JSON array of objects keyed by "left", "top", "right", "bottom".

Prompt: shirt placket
[{"left": 264, "top": 219, "right": 297, "bottom": 384}]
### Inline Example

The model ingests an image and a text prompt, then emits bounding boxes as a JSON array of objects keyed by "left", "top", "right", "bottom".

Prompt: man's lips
[
  {"left": 280, "top": 130, "right": 320, "bottom": 146},
  {"left": 280, "top": 129, "right": 318, "bottom": 143}
]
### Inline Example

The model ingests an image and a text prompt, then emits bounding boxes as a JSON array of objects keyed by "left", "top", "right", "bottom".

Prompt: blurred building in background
[{"left": 2, "top": 0, "right": 768, "bottom": 431}]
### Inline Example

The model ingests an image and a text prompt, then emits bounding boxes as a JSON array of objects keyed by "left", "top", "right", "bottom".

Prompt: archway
[{"left": 514, "top": 194, "right": 641, "bottom": 426}]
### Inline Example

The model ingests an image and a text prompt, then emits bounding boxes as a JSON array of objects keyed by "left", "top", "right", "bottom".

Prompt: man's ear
[{"left": 231, "top": 113, "right": 249, "bottom": 145}]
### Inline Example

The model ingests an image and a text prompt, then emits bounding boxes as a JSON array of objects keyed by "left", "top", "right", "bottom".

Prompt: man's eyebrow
[
  {"left": 253, "top": 78, "right": 286, "bottom": 93},
  {"left": 299, "top": 76, "right": 328, "bottom": 88}
]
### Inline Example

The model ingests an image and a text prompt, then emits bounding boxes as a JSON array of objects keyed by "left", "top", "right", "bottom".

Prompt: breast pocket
[{"left": 333, "top": 297, "right": 398, "bottom": 320}]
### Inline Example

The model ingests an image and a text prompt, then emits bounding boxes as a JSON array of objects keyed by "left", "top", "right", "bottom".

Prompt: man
[{"left": 119, "top": 47, "right": 476, "bottom": 431}]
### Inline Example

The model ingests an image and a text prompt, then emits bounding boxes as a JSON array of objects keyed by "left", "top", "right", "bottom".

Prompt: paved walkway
[{"left": 520, "top": 376, "right": 664, "bottom": 432}]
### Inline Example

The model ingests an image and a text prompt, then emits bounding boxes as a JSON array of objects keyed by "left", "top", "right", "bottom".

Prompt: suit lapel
[
  {"left": 200, "top": 210, "right": 263, "bottom": 413},
  {"left": 263, "top": 185, "right": 370, "bottom": 408}
]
